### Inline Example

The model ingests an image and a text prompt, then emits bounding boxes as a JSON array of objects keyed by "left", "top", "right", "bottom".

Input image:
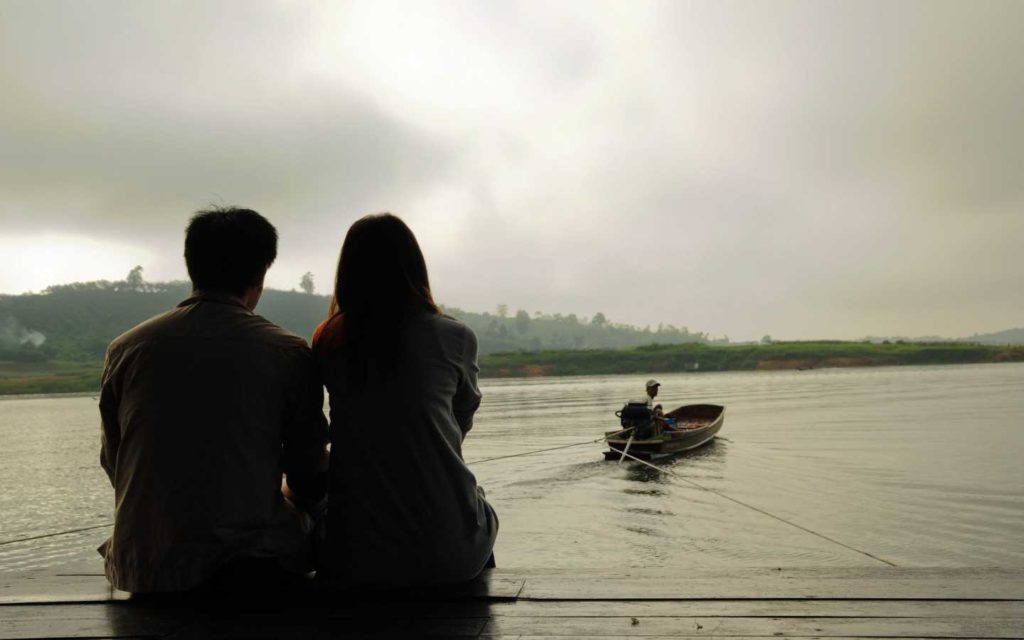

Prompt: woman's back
[{"left": 314, "top": 311, "right": 497, "bottom": 587}]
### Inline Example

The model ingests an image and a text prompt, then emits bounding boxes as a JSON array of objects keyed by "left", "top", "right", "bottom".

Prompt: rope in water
[
  {"left": 0, "top": 522, "right": 113, "bottom": 547},
  {"left": 471, "top": 428, "right": 899, "bottom": 568},
  {"left": 0, "top": 430, "right": 640, "bottom": 547},
  {"left": 2, "top": 430, "right": 897, "bottom": 567},
  {"left": 466, "top": 427, "right": 637, "bottom": 465},
  {"left": 610, "top": 446, "right": 898, "bottom": 567}
]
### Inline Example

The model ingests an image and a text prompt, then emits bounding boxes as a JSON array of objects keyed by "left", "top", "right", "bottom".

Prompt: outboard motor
[{"left": 616, "top": 401, "right": 656, "bottom": 439}]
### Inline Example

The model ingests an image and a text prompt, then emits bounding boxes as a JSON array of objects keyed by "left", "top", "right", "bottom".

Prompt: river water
[{"left": 1, "top": 363, "right": 1022, "bottom": 573}]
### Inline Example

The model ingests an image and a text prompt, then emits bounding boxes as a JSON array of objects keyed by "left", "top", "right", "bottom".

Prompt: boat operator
[
  {"left": 645, "top": 379, "right": 664, "bottom": 416},
  {"left": 645, "top": 378, "right": 681, "bottom": 430}
]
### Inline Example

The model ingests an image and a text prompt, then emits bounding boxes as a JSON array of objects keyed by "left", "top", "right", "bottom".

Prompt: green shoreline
[
  {"left": 480, "top": 341, "right": 1024, "bottom": 378},
  {"left": 3, "top": 341, "right": 1023, "bottom": 396}
]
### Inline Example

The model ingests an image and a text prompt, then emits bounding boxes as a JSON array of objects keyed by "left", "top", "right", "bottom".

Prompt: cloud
[
  {"left": 0, "top": 1, "right": 457, "bottom": 244},
  {"left": 1, "top": 0, "right": 1022, "bottom": 339}
]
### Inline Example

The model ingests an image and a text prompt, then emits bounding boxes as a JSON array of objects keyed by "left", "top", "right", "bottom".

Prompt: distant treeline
[
  {"left": 5, "top": 339, "right": 1023, "bottom": 396},
  {"left": 439, "top": 305, "right": 714, "bottom": 354},
  {"left": 0, "top": 274, "right": 711, "bottom": 364},
  {"left": 481, "top": 341, "right": 1024, "bottom": 378},
  {"left": 2, "top": 274, "right": 1023, "bottom": 395}
]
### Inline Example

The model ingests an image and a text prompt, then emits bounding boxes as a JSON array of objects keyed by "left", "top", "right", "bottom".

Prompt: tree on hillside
[
  {"left": 496, "top": 304, "right": 508, "bottom": 318},
  {"left": 125, "top": 266, "right": 145, "bottom": 292},
  {"left": 592, "top": 312, "right": 607, "bottom": 328},
  {"left": 514, "top": 309, "right": 531, "bottom": 335},
  {"left": 300, "top": 272, "right": 315, "bottom": 295}
]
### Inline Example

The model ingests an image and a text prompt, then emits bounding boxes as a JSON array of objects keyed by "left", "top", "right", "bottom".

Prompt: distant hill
[
  {"left": 5, "top": 277, "right": 1018, "bottom": 366},
  {"left": 0, "top": 277, "right": 711, "bottom": 363},
  {"left": 963, "top": 328, "right": 1024, "bottom": 345},
  {"left": 3, "top": 278, "right": 1022, "bottom": 395},
  {"left": 0, "top": 281, "right": 329, "bottom": 363}
]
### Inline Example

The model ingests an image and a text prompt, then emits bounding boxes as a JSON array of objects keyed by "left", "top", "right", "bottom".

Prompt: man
[
  {"left": 98, "top": 207, "right": 328, "bottom": 594},
  {"left": 645, "top": 379, "right": 663, "bottom": 415}
]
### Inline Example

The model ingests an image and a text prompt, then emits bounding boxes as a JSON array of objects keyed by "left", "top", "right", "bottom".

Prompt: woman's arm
[{"left": 453, "top": 326, "right": 482, "bottom": 435}]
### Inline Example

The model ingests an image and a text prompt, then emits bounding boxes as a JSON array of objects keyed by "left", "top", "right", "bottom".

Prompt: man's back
[{"left": 99, "top": 292, "right": 327, "bottom": 593}]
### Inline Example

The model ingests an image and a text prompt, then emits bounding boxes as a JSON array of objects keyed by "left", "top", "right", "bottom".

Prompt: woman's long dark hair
[{"left": 326, "top": 213, "right": 439, "bottom": 386}]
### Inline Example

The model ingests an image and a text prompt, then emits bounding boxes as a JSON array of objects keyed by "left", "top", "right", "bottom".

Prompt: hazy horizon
[{"left": 2, "top": 1, "right": 1022, "bottom": 341}]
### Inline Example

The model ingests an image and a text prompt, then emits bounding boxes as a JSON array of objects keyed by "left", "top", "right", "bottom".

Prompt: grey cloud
[
  {"left": 0, "top": 1, "right": 458, "bottom": 249},
  {"left": 1, "top": 0, "right": 1021, "bottom": 339}
]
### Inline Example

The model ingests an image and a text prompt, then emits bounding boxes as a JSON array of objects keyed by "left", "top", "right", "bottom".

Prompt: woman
[{"left": 312, "top": 213, "right": 497, "bottom": 587}]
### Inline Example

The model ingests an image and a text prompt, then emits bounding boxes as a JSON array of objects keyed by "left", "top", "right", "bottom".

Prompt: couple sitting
[{"left": 98, "top": 207, "right": 498, "bottom": 594}]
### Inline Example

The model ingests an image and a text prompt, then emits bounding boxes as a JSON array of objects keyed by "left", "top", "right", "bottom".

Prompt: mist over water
[{"left": 1, "top": 363, "right": 1022, "bottom": 572}]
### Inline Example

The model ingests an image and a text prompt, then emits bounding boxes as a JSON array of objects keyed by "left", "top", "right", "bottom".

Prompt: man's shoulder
[
  {"left": 107, "top": 306, "right": 181, "bottom": 356},
  {"left": 247, "top": 314, "right": 310, "bottom": 352},
  {"left": 107, "top": 302, "right": 310, "bottom": 360}
]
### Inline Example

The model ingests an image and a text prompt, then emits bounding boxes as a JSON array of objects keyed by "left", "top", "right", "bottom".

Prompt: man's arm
[
  {"left": 281, "top": 347, "right": 329, "bottom": 509},
  {"left": 98, "top": 349, "right": 120, "bottom": 487}
]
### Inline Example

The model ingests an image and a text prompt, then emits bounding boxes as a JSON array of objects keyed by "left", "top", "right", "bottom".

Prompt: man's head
[
  {"left": 184, "top": 207, "right": 277, "bottom": 309},
  {"left": 646, "top": 379, "right": 660, "bottom": 399}
]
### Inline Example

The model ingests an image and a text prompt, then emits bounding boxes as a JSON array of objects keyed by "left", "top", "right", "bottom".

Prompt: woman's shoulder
[
  {"left": 419, "top": 313, "right": 477, "bottom": 351},
  {"left": 428, "top": 313, "right": 475, "bottom": 337},
  {"left": 312, "top": 314, "right": 344, "bottom": 353}
]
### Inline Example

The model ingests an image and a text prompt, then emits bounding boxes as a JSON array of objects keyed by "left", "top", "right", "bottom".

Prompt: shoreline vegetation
[
  {"left": 0, "top": 361, "right": 105, "bottom": 396},
  {"left": 479, "top": 341, "right": 1024, "bottom": 378},
  {"left": 3, "top": 341, "right": 1022, "bottom": 395},
  {"left": 2, "top": 275, "right": 1022, "bottom": 395}
]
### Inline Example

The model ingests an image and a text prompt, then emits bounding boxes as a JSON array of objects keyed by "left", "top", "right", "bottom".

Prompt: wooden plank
[
  {"left": 0, "top": 570, "right": 520, "bottom": 605},
  {"left": 1, "top": 567, "right": 1022, "bottom": 640},
  {"left": 318, "top": 571, "right": 523, "bottom": 602},
  {"left": 0, "top": 603, "right": 187, "bottom": 640},
  {"left": 490, "top": 598, "right": 1024, "bottom": 618},
  {"left": 511, "top": 568, "right": 1024, "bottom": 601},
  {"left": 165, "top": 613, "right": 487, "bottom": 639},
  {"left": 0, "top": 601, "right": 497, "bottom": 640},
  {"left": 483, "top": 615, "right": 1024, "bottom": 638},
  {"left": 0, "top": 601, "right": 1020, "bottom": 639},
  {"left": 7, "top": 568, "right": 1021, "bottom": 605},
  {"left": 0, "top": 574, "right": 129, "bottom": 605},
  {"left": 509, "top": 567, "right": 1024, "bottom": 581}
]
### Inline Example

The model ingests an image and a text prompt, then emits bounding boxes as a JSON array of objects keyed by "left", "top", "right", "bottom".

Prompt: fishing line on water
[
  {"left": 466, "top": 427, "right": 636, "bottom": 465},
  {"left": 470, "top": 429, "right": 899, "bottom": 568},
  {"left": 1, "top": 431, "right": 634, "bottom": 545},
  {"left": 0, "top": 522, "right": 113, "bottom": 547},
  {"left": 611, "top": 447, "right": 899, "bottom": 567},
  {"left": 5, "top": 435, "right": 896, "bottom": 568}
]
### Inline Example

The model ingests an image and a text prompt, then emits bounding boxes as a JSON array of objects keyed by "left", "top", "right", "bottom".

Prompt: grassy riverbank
[
  {"left": 0, "top": 361, "right": 104, "bottom": 395},
  {"left": 479, "top": 341, "right": 1024, "bottom": 378},
  {"left": 3, "top": 341, "right": 1023, "bottom": 395}
]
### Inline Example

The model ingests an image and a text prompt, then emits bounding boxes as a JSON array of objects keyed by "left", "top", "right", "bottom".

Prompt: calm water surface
[{"left": 1, "top": 363, "right": 1022, "bottom": 572}]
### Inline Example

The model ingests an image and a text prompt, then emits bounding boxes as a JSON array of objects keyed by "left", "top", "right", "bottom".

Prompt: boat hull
[{"left": 604, "top": 404, "right": 724, "bottom": 461}]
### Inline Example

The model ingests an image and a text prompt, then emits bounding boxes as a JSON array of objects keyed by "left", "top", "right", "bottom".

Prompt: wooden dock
[{"left": 1, "top": 567, "right": 1021, "bottom": 638}]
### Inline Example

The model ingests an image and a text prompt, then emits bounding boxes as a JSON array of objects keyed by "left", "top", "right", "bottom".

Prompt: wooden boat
[{"left": 604, "top": 404, "right": 725, "bottom": 461}]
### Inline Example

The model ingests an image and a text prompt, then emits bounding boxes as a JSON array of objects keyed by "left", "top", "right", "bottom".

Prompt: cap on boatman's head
[{"left": 645, "top": 379, "right": 661, "bottom": 389}]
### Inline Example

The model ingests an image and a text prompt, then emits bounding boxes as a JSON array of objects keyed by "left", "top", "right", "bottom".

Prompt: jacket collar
[{"left": 178, "top": 290, "right": 252, "bottom": 312}]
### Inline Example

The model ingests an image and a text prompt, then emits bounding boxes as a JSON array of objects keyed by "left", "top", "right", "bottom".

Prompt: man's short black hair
[{"left": 185, "top": 207, "right": 278, "bottom": 295}]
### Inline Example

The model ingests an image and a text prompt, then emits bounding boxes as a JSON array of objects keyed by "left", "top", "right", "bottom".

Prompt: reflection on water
[
  {"left": 469, "top": 363, "right": 1024, "bottom": 569},
  {"left": 1, "top": 363, "right": 1023, "bottom": 572},
  {"left": 624, "top": 464, "right": 670, "bottom": 484}
]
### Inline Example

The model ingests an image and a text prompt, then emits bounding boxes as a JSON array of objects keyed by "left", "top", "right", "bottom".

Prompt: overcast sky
[{"left": 1, "top": 0, "right": 1021, "bottom": 340}]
